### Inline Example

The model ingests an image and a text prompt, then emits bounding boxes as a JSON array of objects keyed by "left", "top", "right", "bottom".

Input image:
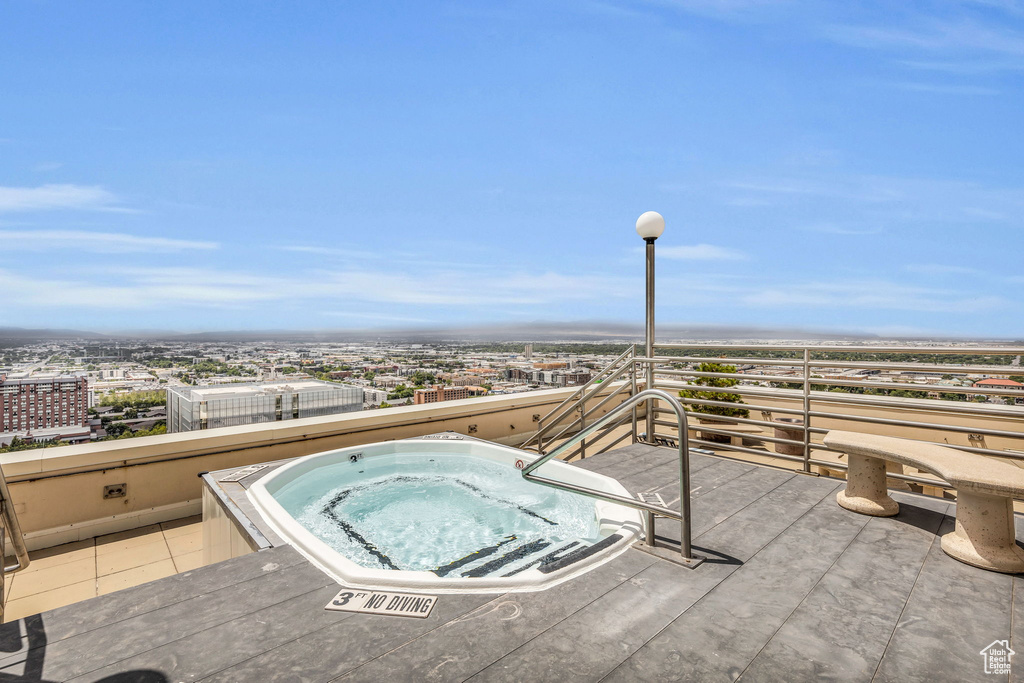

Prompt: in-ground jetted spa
[{"left": 242, "top": 435, "right": 643, "bottom": 593}]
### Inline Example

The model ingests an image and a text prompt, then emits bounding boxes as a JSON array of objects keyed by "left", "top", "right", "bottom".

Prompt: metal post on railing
[
  {"left": 637, "top": 211, "right": 665, "bottom": 444},
  {"left": 802, "top": 348, "right": 811, "bottom": 473},
  {"left": 631, "top": 355, "right": 639, "bottom": 444},
  {"left": 578, "top": 402, "right": 586, "bottom": 459}
]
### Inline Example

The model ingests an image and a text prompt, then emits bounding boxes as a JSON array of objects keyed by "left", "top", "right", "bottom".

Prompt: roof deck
[{"left": 0, "top": 443, "right": 1015, "bottom": 682}]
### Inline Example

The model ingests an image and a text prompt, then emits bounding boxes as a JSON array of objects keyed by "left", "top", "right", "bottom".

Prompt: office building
[{"left": 166, "top": 380, "right": 363, "bottom": 433}]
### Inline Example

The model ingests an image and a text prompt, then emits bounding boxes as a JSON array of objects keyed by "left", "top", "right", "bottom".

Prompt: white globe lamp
[{"left": 635, "top": 211, "right": 665, "bottom": 241}]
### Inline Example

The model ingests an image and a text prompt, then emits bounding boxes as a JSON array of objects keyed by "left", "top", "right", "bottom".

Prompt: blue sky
[{"left": 1, "top": 1, "right": 1022, "bottom": 338}]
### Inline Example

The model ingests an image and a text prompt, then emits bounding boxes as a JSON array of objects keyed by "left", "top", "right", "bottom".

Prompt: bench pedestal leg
[
  {"left": 941, "top": 492, "right": 1024, "bottom": 574},
  {"left": 836, "top": 454, "right": 899, "bottom": 517}
]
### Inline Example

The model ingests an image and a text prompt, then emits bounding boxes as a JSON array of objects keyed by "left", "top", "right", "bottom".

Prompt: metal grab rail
[
  {"left": 0, "top": 467, "right": 29, "bottom": 574},
  {"left": 521, "top": 389, "right": 701, "bottom": 565}
]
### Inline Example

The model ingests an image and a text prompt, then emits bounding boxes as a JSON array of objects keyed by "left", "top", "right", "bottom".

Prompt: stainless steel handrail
[
  {"left": 534, "top": 373, "right": 635, "bottom": 456},
  {"left": 0, "top": 468, "right": 30, "bottom": 574},
  {"left": 521, "top": 389, "right": 700, "bottom": 565},
  {"left": 521, "top": 345, "right": 636, "bottom": 452}
]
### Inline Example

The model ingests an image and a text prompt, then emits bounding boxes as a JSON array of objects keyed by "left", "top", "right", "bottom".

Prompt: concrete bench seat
[{"left": 824, "top": 431, "right": 1024, "bottom": 574}]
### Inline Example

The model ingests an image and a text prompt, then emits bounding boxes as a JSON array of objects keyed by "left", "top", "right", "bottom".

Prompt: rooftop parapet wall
[{"left": 0, "top": 385, "right": 629, "bottom": 550}]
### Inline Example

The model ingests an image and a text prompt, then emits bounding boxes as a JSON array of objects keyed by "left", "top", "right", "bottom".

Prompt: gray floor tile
[
  {"left": 605, "top": 493, "right": 874, "bottom": 682},
  {"left": 738, "top": 500, "right": 948, "bottom": 682},
  {"left": 872, "top": 516, "right": 1015, "bottom": 683}
]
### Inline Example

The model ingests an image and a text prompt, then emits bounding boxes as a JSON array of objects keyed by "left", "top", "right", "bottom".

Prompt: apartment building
[
  {"left": 0, "top": 375, "right": 89, "bottom": 433},
  {"left": 413, "top": 384, "right": 470, "bottom": 404}
]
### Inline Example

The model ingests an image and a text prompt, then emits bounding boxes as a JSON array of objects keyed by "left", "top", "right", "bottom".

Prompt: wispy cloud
[
  {"left": 0, "top": 184, "right": 128, "bottom": 213},
  {"left": 905, "top": 263, "right": 983, "bottom": 276},
  {"left": 825, "top": 19, "right": 1024, "bottom": 56},
  {"left": 0, "top": 230, "right": 217, "bottom": 253},
  {"left": 719, "top": 173, "right": 1024, "bottom": 224},
  {"left": 743, "top": 279, "right": 1005, "bottom": 313},
  {"left": 625, "top": 0, "right": 799, "bottom": 22},
  {"left": 0, "top": 267, "right": 284, "bottom": 310},
  {"left": 32, "top": 162, "right": 64, "bottom": 173},
  {"left": 0, "top": 264, "right": 636, "bottom": 313},
  {"left": 899, "top": 58, "right": 1024, "bottom": 74},
  {"left": 313, "top": 270, "right": 634, "bottom": 306},
  {"left": 320, "top": 311, "right": 434, "bottom": 324},
  {"left": 879, "top": 81, "right": 1000, "bottom": 95},
  {"left": 654, "top": 244, "right": 748, "bottom": 260},
  {"left": 800, "top": 223, "right": 883, "bottom": 236},
  {"left": 282, "top": 245, "right": 386, "bottom": 260}
]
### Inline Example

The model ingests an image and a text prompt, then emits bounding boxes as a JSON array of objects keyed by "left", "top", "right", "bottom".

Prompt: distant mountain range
[
  {"left": 0, "top": 327, "right": 110, "bottom": 340},
  {"left": 0, "top": 322, "right": 1002, "bottom": 343}
]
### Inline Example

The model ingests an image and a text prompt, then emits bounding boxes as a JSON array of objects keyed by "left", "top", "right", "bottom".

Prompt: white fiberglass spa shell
[{"left": 246, "top": 437, "right": 643, "bottom": 593}]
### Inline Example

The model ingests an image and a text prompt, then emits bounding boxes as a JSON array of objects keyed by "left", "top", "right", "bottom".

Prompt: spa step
[{"left": 458, "top": 538, "right": 588, "bottom": 578}]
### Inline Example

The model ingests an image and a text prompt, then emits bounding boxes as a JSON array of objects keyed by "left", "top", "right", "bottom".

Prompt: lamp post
[{"left": 636, "top": 211, "right": 665, "bottom": 444}]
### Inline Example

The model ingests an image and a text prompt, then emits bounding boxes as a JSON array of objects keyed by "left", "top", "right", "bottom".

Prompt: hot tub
[{"left": 246, "top": 437, "right": 643, "bottom": 593}]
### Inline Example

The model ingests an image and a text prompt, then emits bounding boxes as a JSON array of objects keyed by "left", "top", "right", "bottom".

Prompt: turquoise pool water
[{"left": 271, "top": 452, "right": 603, "bottom": 574}]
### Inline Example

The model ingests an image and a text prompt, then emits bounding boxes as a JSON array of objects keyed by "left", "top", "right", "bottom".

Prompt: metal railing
[
  {"left": 0, "top": 462, "right": 30, "bottom": 620},
  {"left": 522, "top": 343, "right": 1024, "bottom": 496},
  {"left": 520, "top": 345, "right": 639, "bottom": 457},
  {"left": 0, "top": 469, "right": 29, "bottom": 574},
  {"left": 521, "top": 389, "right": 701, "bottom": 565}
]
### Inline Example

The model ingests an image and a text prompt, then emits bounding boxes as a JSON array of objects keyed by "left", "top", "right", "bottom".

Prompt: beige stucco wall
[{"left": 0, "top": 385, "right": 631, "bottom": 549}]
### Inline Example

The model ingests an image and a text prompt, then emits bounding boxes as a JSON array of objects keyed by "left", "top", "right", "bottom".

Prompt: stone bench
[{"left": 824, "top": 431, "right": 1024, "bottom": 574}]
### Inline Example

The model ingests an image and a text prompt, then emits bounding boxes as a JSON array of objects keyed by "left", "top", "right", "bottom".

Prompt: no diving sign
[{"left": 325, "top": 587, "right": 437, "bottom": 619}]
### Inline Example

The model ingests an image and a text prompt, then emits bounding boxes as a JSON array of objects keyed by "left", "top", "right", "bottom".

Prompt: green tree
[
  {"left": 409, "top": 371, "right": 436, "bottom": 387},
  {"left": 388, "top": 384, "right": 415, "bottom": 400},
  {"left": 105, "top": 422, "right": 129, "bottom": 437},
  {"left": 678, "top": 362, "right": 749, "bottom": 418}
]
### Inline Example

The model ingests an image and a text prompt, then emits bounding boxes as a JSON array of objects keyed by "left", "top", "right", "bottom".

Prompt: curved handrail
[{"left": 521, "top": 388, "right": 699, "bottom": 564}]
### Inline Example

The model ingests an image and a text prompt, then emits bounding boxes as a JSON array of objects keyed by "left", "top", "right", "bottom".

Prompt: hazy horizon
[{"left": 2, "top": 320, "right": 1019, "bottom": 344}]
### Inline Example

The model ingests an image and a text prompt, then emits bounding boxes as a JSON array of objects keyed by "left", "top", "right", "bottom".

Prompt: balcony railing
[{"left": 528, "top": 343, "right": 1024, "bottom": 494}]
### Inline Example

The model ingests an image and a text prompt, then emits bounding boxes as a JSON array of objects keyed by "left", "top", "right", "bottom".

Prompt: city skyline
[{"left": 2, "top": 1, "right": 1022, "bottom": 337}]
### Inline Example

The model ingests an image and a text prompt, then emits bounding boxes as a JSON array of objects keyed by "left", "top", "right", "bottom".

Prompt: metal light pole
[{"left": 636, "top": 211, "right": 665, "bottom": 443}]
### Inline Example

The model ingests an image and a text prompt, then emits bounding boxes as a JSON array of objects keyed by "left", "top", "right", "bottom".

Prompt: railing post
[
  {"left": 631, "top": 351, "right": 638, "bottom": 444},
  {"left": 802, "top": 347, "right": 811, "bottom": 473},
  {"left": 578, "top": 401, "right": 586, "bottom": 460},
  {"left": 537, "top": 416, "right": 545, "bottom": 454}
]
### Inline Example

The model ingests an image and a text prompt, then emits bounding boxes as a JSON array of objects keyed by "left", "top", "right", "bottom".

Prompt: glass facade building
[{"left": 166, "top": 380, "right": 363, "bottom": 433}]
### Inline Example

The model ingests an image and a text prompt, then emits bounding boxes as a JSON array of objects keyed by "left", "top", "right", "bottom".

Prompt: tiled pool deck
[
  {"left": 1, "top": 443, "right": 1020, "bottom": 682},
  {"left": 3, "top": 516, "right": 204, "bottom": 624}
]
